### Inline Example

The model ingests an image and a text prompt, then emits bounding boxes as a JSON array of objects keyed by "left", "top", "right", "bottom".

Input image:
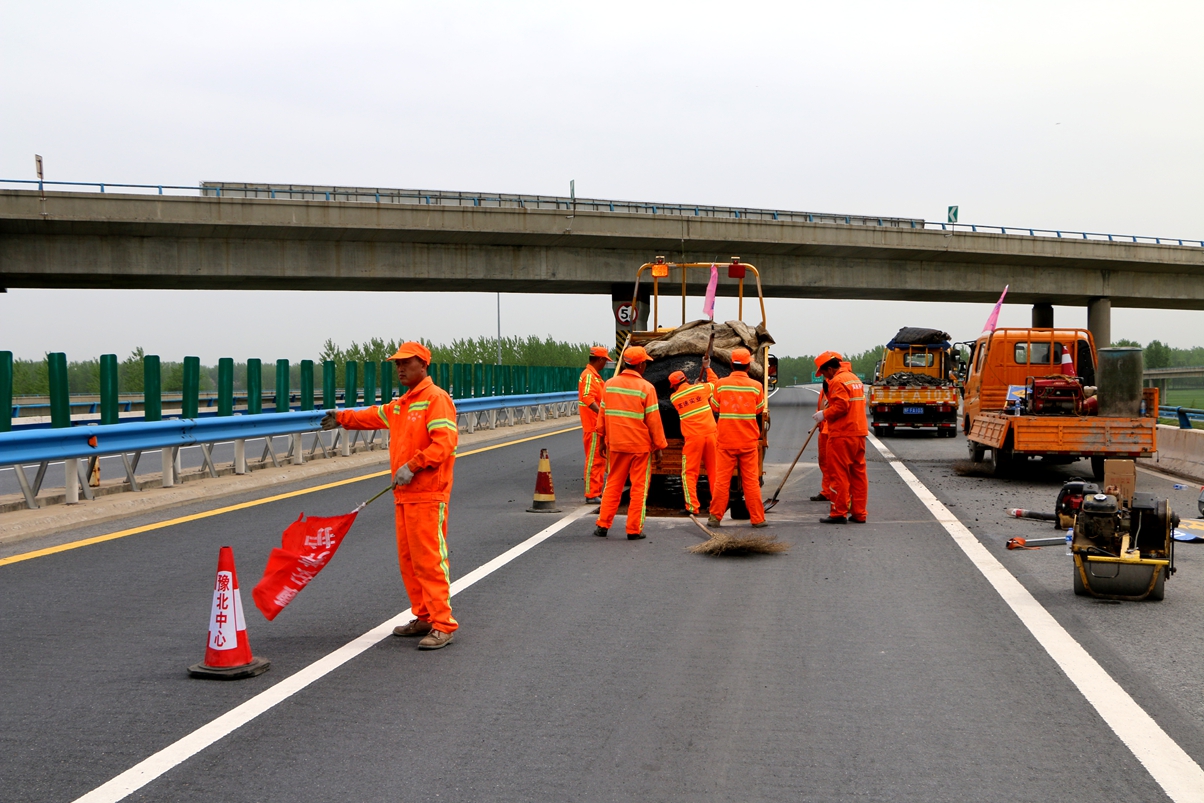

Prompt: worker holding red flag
[
  {"left": 321, "top": 341, "right": 459, "bottom": 650},
  {"left": 707, "top": 348, "right": 768, "bottom": 528},
  {"left": 579, "top": 346, "right": 610, "bottom": 503},
  {"left": 813, "top": 351, "right": 868, "bottom": 524},
  {"left": 669, "top": 358, "right": 719, "bottom": 516}
]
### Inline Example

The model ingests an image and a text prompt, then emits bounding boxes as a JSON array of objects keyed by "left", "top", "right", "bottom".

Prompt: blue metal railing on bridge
[
  {"left": 5, "top": 177, "right": 1200, "bottom": 247},
  {"left": 1159, "top": 406, "right": 1204, "bottom": 429}
]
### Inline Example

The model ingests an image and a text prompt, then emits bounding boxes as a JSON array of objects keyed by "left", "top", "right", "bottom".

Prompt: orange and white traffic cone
[
  {"left": 526, "top": 448, "right": 561, "bottom": 513},
  {"left": 189, "top": 546, "right": 271, "bottom": 680}
]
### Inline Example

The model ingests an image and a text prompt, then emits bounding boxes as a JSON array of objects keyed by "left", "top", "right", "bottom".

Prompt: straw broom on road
[{"left": 685, "top": 514, "right": 789, "bottom": 556}]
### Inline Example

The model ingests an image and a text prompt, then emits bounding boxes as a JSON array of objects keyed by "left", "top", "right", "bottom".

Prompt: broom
[
  {"left": 686, "top": 514, "right": 789, "bottom": 556},
  {"left": 763, "top": 422, "right": 820, "bottom": 512}
]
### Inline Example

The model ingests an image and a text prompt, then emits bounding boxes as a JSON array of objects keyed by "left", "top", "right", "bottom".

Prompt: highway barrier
[
  {"left": 1158, "top": 405, "right": 1204, "bottom": 429},
  {"left": 0, "top": 392, "right": 577, "bottom": 511},
  {"left": 1153, "top": 424, "right": 1204, "bottom": 483}
]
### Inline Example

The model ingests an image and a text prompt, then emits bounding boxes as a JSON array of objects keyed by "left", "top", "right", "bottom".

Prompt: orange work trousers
[
  {"left": 395, "top": 501, "right": 458, "bottom": 634},
  {"left": 824, "top": 436, "right": 868, "bottom": 520},
  {"left": 681, "top": 432, "right": 718, "bottom": 515},
  {"left": 708, "top": 448, "right": 766, "bottom": 525},
  {"left": 596, "top": 451, "right": 651, "bottom": 535},
  {"left": 582, "top": 429, "right": 606, "bottom": 499}
]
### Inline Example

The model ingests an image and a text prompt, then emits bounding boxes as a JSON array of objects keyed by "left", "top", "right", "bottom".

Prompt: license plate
[{"left": 903, "top": 406, "right": 924, "bottom": 415}]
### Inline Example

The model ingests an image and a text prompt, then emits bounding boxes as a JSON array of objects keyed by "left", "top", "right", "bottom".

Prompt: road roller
[{"left": 1071, "top": 490, "right": 1179, "bottom": 601}]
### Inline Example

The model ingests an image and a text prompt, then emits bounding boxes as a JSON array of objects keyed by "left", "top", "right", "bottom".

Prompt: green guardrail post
[
  {"left": 218, "top": 358, "right": 234, "bottom": 416},
  {"left": 247, "top": 359, "right": 262, "bottom": 415},
  {"left": 275, "top": 359, "right": 290, "bottom": 412},
  {"left": 381, "top": 361, "right": 393, "bottom": 402},
  {"left": 1, "top": 350, "right": 13, "bottom": 432},
  {"left": 323, "top": 361, "right": 336, "bottom": 409},
  {"left": 47, "top": 352, "right": 70, "bottom": 428},
  {"left": 144, "top": 355, "right": 162, "bottom": 422},
  {"left": 363, "top": 361, "right": 377, "bottom": 407},
  {"left": 473, "top": 363, "right": 483, "bottom": 397},
  {"left": 346, "top": 361, "right": 358, "bottom": 407},
  {"left": 300, "top": 360, "right": 314, "bottom": 411},
  {"left": 100, "top": 353, "right": 119, "bottom": 425},
  {"left": 182, "top": 356, "right": 200, "bottom": 418}
]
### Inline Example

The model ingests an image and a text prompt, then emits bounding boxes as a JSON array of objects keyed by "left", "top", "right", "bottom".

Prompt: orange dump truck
[
  {"left": 869, "top": 328, "right": 960, "bottom": 437},
  {"left": 963, "top": 328, "right": 1158, "bottom": 479}
]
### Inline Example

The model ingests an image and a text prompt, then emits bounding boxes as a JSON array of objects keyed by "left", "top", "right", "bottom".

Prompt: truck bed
[{"left": 968, "top": 411, "right": 1157, "bottom": 457}]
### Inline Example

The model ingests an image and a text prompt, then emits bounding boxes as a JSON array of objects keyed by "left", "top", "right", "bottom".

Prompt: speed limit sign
[{"left": 615, "top": 303, "right": 638, "bottom": 325}]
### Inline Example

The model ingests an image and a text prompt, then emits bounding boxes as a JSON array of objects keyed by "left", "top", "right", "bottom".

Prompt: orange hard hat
[
  {"left": 814, "top": 350, "right": 843, "bottom": 376},
  {"left": 730, "top": 348, "right": 752, "bottom": 365},
  {"left": 668, "top": 370, "right": 687, "bottom": 387},
  {"left": 623, "top": 346, "right": 652, "bottom": 364},
  {"left": 386, "top": 341, "right": 432, "bottom": 365},
  {"left": 589, "top": 346, "right": 610, "bottom": 359}
]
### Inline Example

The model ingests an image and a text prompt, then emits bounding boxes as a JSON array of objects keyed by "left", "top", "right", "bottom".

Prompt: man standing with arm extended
[
  {"left": 321, "top": 341, "right": 459, "bottom": 649},
  {"left": 669, "top": 357, "right": 719, "bottom": 516},
  {"left": 813, "top": 352, "right": 868, "bottom": 525},
  {"left": 707, "top": 348, "right": 768, "bottom": 528},
  {"left": 579, "top": 346, "right": 610, "bottom": 504},
  {"left": 593, "top": 346, "right": 667, "bottom": 540}
]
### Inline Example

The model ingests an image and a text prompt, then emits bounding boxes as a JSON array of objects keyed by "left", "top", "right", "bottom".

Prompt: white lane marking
[
  {"left": 866, "top": 432, "right": 1204, "bottom": 803},
  {"left": 73, "top": 505, "right": 592, "bottom": 803}
]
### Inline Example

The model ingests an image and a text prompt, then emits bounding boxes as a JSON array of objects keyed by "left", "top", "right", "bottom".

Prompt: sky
[{"left": 1, "top": 1, "right": 1201, "bottom": 364}]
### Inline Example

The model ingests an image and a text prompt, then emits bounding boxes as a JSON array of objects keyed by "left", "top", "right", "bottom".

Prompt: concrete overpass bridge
[{"left": 2, "top": 181, "right": 1203, "bottom": 345}]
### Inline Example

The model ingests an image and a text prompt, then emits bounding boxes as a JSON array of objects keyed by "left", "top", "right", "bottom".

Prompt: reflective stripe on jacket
[
  {"left": 578, "top": 364, "right": 604, "bottom": 433},
  {"left": 336, "top": 375, "right": 458, "bottom": 502},
  {"left": 598, "top": 369, "right": 668, "bottom": 454},
  {"left": 710, "top": 370, "right": 766, "bottom": 452},
  {"left": 825, "top": 369, "right": 868, "bottom": 437},
  {"left": 670, "top": 367, "right": 718, "bottom": 439}
]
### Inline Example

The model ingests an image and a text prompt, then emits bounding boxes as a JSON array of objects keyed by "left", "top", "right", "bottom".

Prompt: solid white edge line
[
  {"left": 72, "top": 504, "right": 592, "bottom": 803},
  {"left": 866, "top": 432, "right": 1204, "bottom": 803}
]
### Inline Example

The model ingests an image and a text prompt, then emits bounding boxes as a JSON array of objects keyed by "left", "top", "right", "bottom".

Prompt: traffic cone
[
  {"left": 526, "top": 448, "right": 561, "bottom": 513},
  {"left": 189, "top": 546, "right": 271, "bottom": 680},
  {"left": 1061, "top": 351, "right": 1077, "bottom": 376}
]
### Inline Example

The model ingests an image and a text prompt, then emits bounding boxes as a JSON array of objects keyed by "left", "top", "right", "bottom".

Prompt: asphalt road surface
[{"left": 3, "top": 387, "right": 1203, "bottom": 802}]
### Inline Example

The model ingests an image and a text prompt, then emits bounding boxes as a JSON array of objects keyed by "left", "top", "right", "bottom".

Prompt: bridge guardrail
[
  {"left": 0, "top": 392, "right": 578, "bottom": 510},
  {"left": 1159, "top": 406, "right": 1204, "bottom": 429}
]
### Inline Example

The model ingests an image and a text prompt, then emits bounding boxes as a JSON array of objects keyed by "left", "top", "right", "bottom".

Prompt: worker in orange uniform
[
  {"left": 707, "top": 348, "right": 769, "bottom": 528},
  {"left": 668, "top": 358, "right": 719, "bottom": 516},
  {"left": 579, "top": 346, "right": 610, "bottom": 503},
  {"left": 813, "top": 352, "right": 868, "bottom": 524},
  {"left": 321, "top": 342, "right": 459, "bottom": 649},
  {"left": 593, "top": 346, "right": 667, "bottom": 540}
]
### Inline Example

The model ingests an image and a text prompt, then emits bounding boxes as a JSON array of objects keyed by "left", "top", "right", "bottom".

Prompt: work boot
[
  {"left": 585, "top": 496, "right": 601, "bottom": 504},
  {"left": 392, "top": 618, "right": 432, "bottom": 638},
  {"left": 751, "top": 521, "right": 769, "bottom": 529},
  {"left": 627, "top": 532, "right": 646, "bottom": 540},
  {"left": 809, "top": 493, "right": 829, "bottom": 502},
  {"left": 417, "top": 629, "right": 454, "bottom": 650},
  {"left": 819, "top": 515, "right": 847, "bottom": 524},
  {"left": 593, "top": 525, "right": 608, "bottom": 537},
  {"left": 707, "top": 515, "right": 722, "bottom": 528},
  {"left": 850, "top": 517, "right": 867, "bottom": 524}
]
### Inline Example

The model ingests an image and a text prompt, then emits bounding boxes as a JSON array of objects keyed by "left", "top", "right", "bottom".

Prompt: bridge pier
[
  {"left": 1088, "top": 297, "right": 1111, "bottom": 348},
  {"left": 1032, "top": 302, "right": 1054, "bottom": 328}
]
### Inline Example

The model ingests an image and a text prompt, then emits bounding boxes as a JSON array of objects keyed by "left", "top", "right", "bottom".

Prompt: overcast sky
[{"left": 2, "top": 1, "right": 1201, "bottom": 364}]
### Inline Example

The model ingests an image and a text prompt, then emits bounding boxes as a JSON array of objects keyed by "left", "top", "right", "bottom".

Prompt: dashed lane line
[
  {"left": 71, "top": 504, "right": 593, "bottom": 803},
  {"left": 0, "top": 425, "right": 581, "bottom": 568},
  {"left": 868, "top": 432, "right": 1204, "bottom": 803}
]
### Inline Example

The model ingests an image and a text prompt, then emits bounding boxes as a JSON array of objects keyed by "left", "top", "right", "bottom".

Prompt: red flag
[
  {"left": 253, "top": 511, "right": 357, "bottom": 621},
  {"left": 702, "top": 263, "right": 719, "bottom": 320},
  {"left": 981, "top": 285, "right": 1009, "bottom": 333}
]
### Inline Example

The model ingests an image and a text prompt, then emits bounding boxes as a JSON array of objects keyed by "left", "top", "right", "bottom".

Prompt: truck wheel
[
  {"left": 990, "top": 441, "right": 1013, "bottom": 477},
  {"left": 968, "top": 439, "right": 986, "bottom": 463},
  {"left": 1090, "top": 456, "right": 1106, "bottom": 481},
  {"left": 873, "top": 425, "right": 885, "bottom": 437}
]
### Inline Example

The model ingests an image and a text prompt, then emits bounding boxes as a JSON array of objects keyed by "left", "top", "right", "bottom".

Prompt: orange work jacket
[
  {"left": 710, "top": 370, "right": 766, "bottom": 452},
  {"left": 670, "top": 368, "right": 719, "bottom": 439},
  {"left": 597, "top": 369, "right": 668, "bottom": 454},
  {"left": 336, "top": 375, "right": 458, "bottom": 503},
  {"left": 578, "top": 364, "right": 604, "bottom": 433},
  {"left": 825, "top": 368, "right": 868, "bottom": 437}
]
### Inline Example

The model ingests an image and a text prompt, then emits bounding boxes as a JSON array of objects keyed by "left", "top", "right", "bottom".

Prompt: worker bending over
[
  {"left": 578, "top": 346, "right": 610, "bottom": 503},
  {"left": 322, "top": 342, "right": 459, "bottom": 649},
  {"left": 812, "top": 351, "right": 868, "bottom": 524},
  {"left": 707, "top": 348, "right": 768, "bottom": 528},
  {"left": 668, "top": 358, "right": 719, "bottom": 516},
  {"left": 593, "top": 346, "right": 667, "bottom": 540}
]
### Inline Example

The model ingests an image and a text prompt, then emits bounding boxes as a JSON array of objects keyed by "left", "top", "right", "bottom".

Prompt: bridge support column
[
  {"left": 1032, "top": 302, "right": 1054, "bottom": 328},
  {"left": 1088, "top": 297, "right": 1111, "bottom": 348}
]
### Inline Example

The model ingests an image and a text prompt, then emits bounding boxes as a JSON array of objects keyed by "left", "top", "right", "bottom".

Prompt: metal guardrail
[
  {"left": 0, "top": 392, "right": 579, "bottom": 510},
  {"left": 10, "top": 176, "right": 1200, "bottom": 245},
  {"left": 1159, "top": 406, "right": 1204, "bottom": 429}
]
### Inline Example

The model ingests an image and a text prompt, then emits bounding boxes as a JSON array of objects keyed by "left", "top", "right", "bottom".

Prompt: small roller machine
[{"left": 1071, "top": 490, "right": 1178, "bottom": 601}]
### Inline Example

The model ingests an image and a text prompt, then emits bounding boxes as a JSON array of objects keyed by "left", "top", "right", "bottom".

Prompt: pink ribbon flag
[
  {"left": 702, "top": 263, "right": 719, "bottom": 320},
  {"left": 982, "top": 285, "right": 1009, "bottom": 333}
]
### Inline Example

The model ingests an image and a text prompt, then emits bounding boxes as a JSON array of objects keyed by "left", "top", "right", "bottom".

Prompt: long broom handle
[
  {"left": 352, "top": 483, "right": 396, "bottom": 514},
  {"left": 765, "top": 422, "right": 820, "bottom": 505}
]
